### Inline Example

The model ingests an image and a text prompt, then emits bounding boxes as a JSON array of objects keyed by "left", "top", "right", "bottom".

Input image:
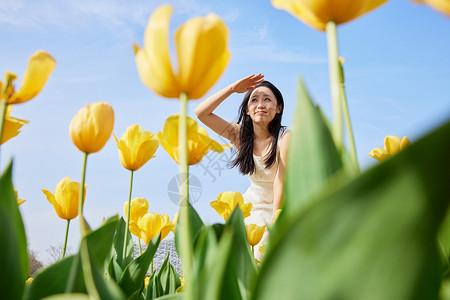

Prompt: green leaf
[
  {"left": 157, "top": 254, "right": 181, "bottom": 295},
  {"left": 119, "top": 234, "right": 161, "bottom": 297},
  {"left": 0, "top": 161, "right": 29, "bottom": 300},
  {"left": 154, "top": 294, "right": 183, "bottom": 300},
  {"left": 114, "top": 218, "right": 135, "bottom": 269},
  {"left": 145, "top": 271, "right": 163, "bottom": 300},
  {"left": 108, "top": 256, "right": 124, "bottom": 282},
  {"left": 224, "top": 206, "right": 258, "bottom": 300},
  {"left": 25, "top": 255, "right": 77, "bottom": 300},
  {"left": 41, "top": 294, "right": 91, "bottom": 300},
  {"left": 438, "top": 208, "right": 450, "bottom": 275},
  {"left": 283, "top": 78, "right": 344, "bottom": 217},
  {"left": 175, "top": 203, "right": 203, "bottom": 253},
  {"left": 254, "top": 121, "right": 450, "bottom": 300}
]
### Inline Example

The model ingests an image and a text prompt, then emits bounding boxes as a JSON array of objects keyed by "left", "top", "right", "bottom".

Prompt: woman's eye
[
  {"left": 251, "top": 99, "right": 257, "bottom": 102},
  {"left": 265, "top": 98, "right": 270, "bottom": 101}
]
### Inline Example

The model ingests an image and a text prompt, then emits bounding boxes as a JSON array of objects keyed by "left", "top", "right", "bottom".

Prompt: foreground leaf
[
  {"left": 283, "top": 78, "right": 344, "bottom": 219},
  {"left": 0, "top": 161, "right": 29, "bottom": 300},
  {"left": 255, "top": 121, "right": 450, "bottom": 300}
]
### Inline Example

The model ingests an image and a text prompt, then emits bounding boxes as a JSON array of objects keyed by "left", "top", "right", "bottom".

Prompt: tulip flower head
[
  {"left": 246, "top": 224, "right": 266, "bottom": 247},
  {"left": 69, "top": 102, "right": 114, "bottom": 154},
  {"left": 158, "top": 114, "right": 231, "bottom": 165},
  {"left": 271, "top": 0, "right": 388, "bottom": 31},
  {"left": 134, "top": 4, "right": 231, "bottom": 99},
  {"left": 368, "top": 136, "right": 411, "bottom": 162},
  {"left": 210, "top": 191, "right": 253, "bottom": 221},
  {"left": 124, "top": 197, "right": 149, "bottom": 222},
  {"left": 42, "top": 176, "right": 86, "bottom": 220},
  {"left": 0, "top": 51, "right": 56, "bottom": 104},
  {"left": 114, "top": 124, "right": 159, "bottom": 171},
  {"left": 412, "top": 0, "right": 450, "bottom": 16},
  {"left": 136, "top": 213, "right": 176, "bottom": 244},
  {"left": 1, "top": 105, "right": 29, "bottom": 145}
]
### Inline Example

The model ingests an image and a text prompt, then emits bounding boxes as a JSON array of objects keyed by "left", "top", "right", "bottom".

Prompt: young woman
[{"left": 194, "top": 74, "right": 290, "bottom": 258}]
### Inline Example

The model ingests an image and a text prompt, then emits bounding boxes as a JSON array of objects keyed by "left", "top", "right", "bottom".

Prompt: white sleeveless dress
[{"left": 243, "top": 130, "right": 285, "bottom": 261}]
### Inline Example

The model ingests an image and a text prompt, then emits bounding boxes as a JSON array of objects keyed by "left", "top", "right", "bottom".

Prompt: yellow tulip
[
  {"left": 158, "top": 114, "right": 231, "bottom": 165},
  {"left": 273, "top": 208, "right": 282, "bottom": 223},
  {"left": 413, "top": 0, "right": 450, "bottom": 16},
  {"left": 13, "top": 185, "right": 26, "bottom": 206},
  {"left": 210, "top": 191, "right": 253, "bottom": 221},
  {"left": 368, "top": 136, "right": 411, "bottom": 162},
  {"left": 133, "top": 4, "right": 231, "bottom": 99},
  {"left": 114, "top": 124, "right": 159, "bottom": 171},
  {"left": 271, "top": 0, "right": 388, "bottom": 31},
  {"left": 42, "top": 176, "right": 86, "bottom": 220},
  {"left": 123, "top": 197, "right": 149, "bottom": 222},
  {"left": 69, "top": 102, "right": 114, "bottom": 154},
  {"left": 246, "top": 224, "right": 266, "bottom": 246},
  {"left": 1, "top": 115, "right": 29, "bottom": 145},
  {"left": 259, "top": 244, "right": 266, "bottom": 256},
  {"left": 1, "top": 51, "right": 56, "bottom": 104},
  {"left": 137, "top": 213, "right": 175, "bottom": 244},
  {"left": 25, "top": 277, "right": 34, "bottom": 284}
]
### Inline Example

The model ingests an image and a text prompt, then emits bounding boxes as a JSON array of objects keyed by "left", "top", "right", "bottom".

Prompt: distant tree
[
  {"left": 28, "top": 249, "right": 44, "bottom": 276},
  {"left": 47, "top": 243, "right": 71, "bottom": 263}
]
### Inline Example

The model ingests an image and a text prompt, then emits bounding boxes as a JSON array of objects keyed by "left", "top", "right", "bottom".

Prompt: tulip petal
[
  {"left": 368, "top": 147, "right": 390, "bottom": 162},
  {"left": 175, "top": 13, "right": 230, "bottom": 99},
  {"left": 384, "top": 136, "right": 402, "bottom": 155},
  {"left": 0, "top": 116, "right": 29, "bottom": 145},
  {"left": 271, "top": 0, "right": 388, "bottom": 31},
  {"left": 400, "top": 136, "right": 411, "bottom": 150},
  {"left": 134, "top": 4, "right": 179, "bottom": 98},
  {"left": 8, "top": 51, "right": 56, "bottom": 104},
  {"left": 413, "top": 0, "right": 450, "bottom": 16}
]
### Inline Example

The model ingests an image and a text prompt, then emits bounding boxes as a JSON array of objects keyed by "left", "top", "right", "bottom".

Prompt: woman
[{"left": 194, "top": 74, "right": 290, "bottom": 258}]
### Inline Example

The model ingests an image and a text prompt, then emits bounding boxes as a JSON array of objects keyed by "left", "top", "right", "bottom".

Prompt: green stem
[
  {"left": 138, "top": 239, "right": 142, "bottom": 256},
  {"left": 62, "top": 219, "right": 70, "bottom": 259},
  {"left": 179, "top": 92, "right": 193, "bottom": 300},
  {"left": 339, "top": 80, "right": 360, "bottom": 173},
  {"left": 123, "top": 170, "right": 134, "bottom": 262},
  {"left": 78, "top": 152, "right": 88, "bottom": 237},
  {"left": 326, "top": 21, "right": 343, "bottom": 151}
]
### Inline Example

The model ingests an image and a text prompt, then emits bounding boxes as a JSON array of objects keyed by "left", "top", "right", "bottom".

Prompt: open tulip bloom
[
  {"left": 158, "top": 114, "right": 231, "bottom": 165},
  {"left": 210, "top": 191, "right": 253, "bottom": 221},
  {"left": 133, "top": 4, "right": 231, "bottom": 100},
  {"left": 369, "top": 136, "right": 411, "bottom": 162},
  {"left": 412, "top": 0, "right": 450, "bottom": 16}
]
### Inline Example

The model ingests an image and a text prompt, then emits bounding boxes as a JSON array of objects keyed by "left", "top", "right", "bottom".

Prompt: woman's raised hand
[{"left": 230, "top": 74, "right": 264, "bottom": 93}]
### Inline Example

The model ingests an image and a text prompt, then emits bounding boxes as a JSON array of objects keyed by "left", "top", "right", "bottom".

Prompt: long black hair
[{"left": 229, "top": 81, "right": 285, "bottom": 175}]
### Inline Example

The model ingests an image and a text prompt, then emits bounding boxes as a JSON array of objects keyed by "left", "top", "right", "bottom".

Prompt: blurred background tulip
[
  {"left": 158, "top": 114, "right": 231, "bottom": 165},
  {"left": 271, "top": 0, "right": 389, "bottom": 31},
  {"left": 368, "top": 136, "right": 411, "bottom": 162},
  {"left": 210, "top": 191, "right": 253, "bottom": 221},
  {"left": 13, "top": 185, "right": 26, "bottom": 206},
  {"left": 114, "top": 124, "right": 159, "bottom": 171},
  {"left": 69, "top": 102, "right": 114, "bottom": 154},
  {"left": 1, "top": 51, "right": 56, "bottom": 105},
  {"left": 246, "top": 224, "right": 266, "bottom": 248},
  {"left": 133, "top": 4, "right": 230, "bottom": 99},
  {"left": 412, "top": 0, "right": 450, "bottom": 16}
]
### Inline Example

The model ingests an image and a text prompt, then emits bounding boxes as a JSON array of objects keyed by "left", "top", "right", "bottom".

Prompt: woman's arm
[
  {"left": 273, "top": 131, "right": 291, "bottom": 213},
  {"left": 194, "top": 74, "right": 264, "bottom": 144}
]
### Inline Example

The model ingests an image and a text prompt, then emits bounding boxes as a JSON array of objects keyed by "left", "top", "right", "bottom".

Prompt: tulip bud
[{"left": 69, "top": 102, "right": 114, "bottom": 154}]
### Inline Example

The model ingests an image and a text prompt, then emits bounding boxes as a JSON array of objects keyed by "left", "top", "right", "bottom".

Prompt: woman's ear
[{"left": 276, "top": 105, "right": 282, "bottom": 114}]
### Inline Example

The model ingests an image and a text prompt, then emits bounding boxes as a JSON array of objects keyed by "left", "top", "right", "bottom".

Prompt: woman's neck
[{"left": 252, "top": 123, "right": 271, "bottom": 140}]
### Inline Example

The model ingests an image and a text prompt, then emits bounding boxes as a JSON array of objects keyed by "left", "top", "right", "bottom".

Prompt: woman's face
[{"left": 246, "top": 86, "right": 281, "bottom": 125}]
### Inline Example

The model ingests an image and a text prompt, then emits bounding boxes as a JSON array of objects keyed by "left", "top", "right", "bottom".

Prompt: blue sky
[{"left": 1, "top": 0, "right": 449, "bottom": 263}]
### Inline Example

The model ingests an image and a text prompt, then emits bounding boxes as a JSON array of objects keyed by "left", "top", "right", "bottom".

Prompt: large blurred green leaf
[
  {"left": 283, "top": 78, "right": 344, "bottom": 217},
  {"left": 175, "top": 203, "right": 203, "bottom": 253},
  {"left": 0, "top": 161, "right": 29, "bottom": 300},
  {"left": 114, "top": 218, "right": 134, "bottom": 270},
  {"left": 119, "top": 234, "right": 161, "bottom": 297},
  {"left": 25, "top": 255, "right": 77, "bottom": 300},
  {"left": 254, "top": 121, "right": 450, "bottom": 300},
  {"left": 439, "top": 209, "right": 450, "bottom": 275},
  {"left": 224, "top": 207, "right": 258, "bottom": 300}
]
